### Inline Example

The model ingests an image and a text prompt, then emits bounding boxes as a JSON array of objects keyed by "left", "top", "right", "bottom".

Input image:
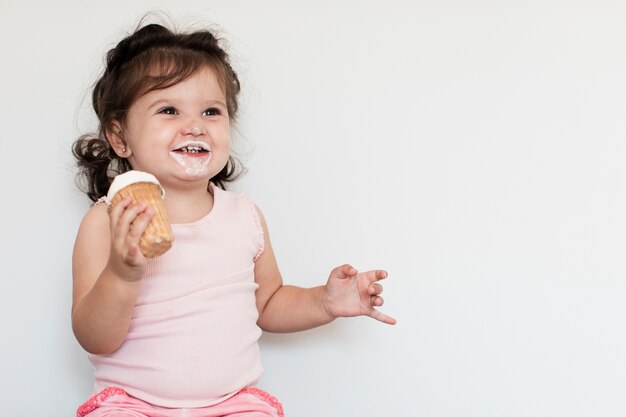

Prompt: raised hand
[{"left": 323, "top": 264, "right": 396, "bottom": 325}]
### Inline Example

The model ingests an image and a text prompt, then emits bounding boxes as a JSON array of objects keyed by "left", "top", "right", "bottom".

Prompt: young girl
[{"left": 71, "top": 22, "right": 395, "bottom": 417}]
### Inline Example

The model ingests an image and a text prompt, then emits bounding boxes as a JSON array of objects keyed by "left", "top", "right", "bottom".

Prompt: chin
[{"left": 182, "top": 168, "right": 210, "bottom": 177}]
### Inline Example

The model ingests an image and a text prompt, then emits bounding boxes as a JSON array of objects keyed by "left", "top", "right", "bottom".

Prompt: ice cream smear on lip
[{"left": 170, "top": 140, "right": 212, "bottom": 176}]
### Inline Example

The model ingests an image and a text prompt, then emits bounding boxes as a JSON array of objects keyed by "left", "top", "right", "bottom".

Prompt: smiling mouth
[
  {"left": 174, "top": 147, "right": 207, "bottom": 154},
  {"left": 171, "top": 141, "right": 211, "bottom": 156},
  {"left": 169, "top": 141, "right": 212, "bottom": 176}
]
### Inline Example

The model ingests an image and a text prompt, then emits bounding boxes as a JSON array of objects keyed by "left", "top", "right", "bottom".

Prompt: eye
[
  {"left": 203, "top": 107, "right": 222, "bottom": 116},
  {"left": 158, "top": 107, "right": 178, "bottom": 115}
]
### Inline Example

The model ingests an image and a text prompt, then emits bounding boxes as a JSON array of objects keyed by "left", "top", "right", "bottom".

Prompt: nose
[{"left": 181, "top": 125, "right": 206, "bottom": 136}]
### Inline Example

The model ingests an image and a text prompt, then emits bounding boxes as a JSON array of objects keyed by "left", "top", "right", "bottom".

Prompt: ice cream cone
[{"left": 107, "top": 171, "right": 174, "bottom": 258}]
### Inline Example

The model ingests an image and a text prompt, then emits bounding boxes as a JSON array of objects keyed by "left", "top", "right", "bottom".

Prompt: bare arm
[
  {"left": 71, "top": 198, "right": 153, "bottom": 354},
  {"left": 254, "top": 208, "right": 396, "bottom": 333}
]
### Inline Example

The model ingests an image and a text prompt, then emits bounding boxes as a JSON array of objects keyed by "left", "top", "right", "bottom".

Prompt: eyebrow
[{"left": 146, "top": 98, "right": 228, "bottom": 111}]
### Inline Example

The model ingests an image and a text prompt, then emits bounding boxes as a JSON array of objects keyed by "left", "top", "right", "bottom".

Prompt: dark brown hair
[{"left": 73, "top": 23, "right": 242, "bottom": 202}]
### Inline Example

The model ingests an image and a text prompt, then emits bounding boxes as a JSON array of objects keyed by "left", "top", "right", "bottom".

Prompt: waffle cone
[{"left": 110, "top": 182, "right": 174, "bottom": 258}]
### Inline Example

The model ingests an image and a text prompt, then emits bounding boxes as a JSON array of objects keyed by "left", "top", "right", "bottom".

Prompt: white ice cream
[
  {"left": 169, "top": 140, "right": 212, "bottom": 176},
  {"left": 107, "top": 170, "right": 164, "bottom": 202}
]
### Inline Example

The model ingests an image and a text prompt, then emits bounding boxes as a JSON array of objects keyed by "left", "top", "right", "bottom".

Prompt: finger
[
  {"left": 127, "top": 242, "right": 141, "bottom": 258},
  {"left": 370, "top": 295, "right": 384, "bottom": 307},
  {"left": 374, "top": 270, "right": 388, "bottom": 281},
  {"left": 108, "top": 196, "right": 132, "bottom": 230},
  {"left": 369, "top": 307, "right": 397, "bottom": 325},
  {"left": 331, "top": 264, "right": 357, "bottom": 279},
  {"left": 109, "top": 199, "right": 135, "bottom": 249},
  {"left": 123, "top": 241, "right": 147, "bottom": 267},
  {"left": 111, "top": 202, "right": 150, "bottom": 257},
  {"left": 362, "top": 269, "right": 389, "bottom": 285},
  {"left": 367, "top": 283, "right": 383, "bottom": 296},
  {"left": 128, "top": 207, "right": 154, "bottom": 240},
  {"left": 116, "top": 201, "right": 148, "bottom": 237}
]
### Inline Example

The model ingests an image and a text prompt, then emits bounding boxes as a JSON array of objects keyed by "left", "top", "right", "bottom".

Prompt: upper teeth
[
  {"left": 173, "top": 139, "right": 211, "bottom": 152},
  {"left": 179, "top": 146, "right": 205, "bottom": 153}
]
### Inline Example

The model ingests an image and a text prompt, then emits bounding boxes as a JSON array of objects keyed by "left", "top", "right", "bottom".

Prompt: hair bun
[
  {"left": 106, "top": 24, "right": 173, "bottom": 73},
  {"left": 181, "top": 32, "right": 222, "bottom": 53}
]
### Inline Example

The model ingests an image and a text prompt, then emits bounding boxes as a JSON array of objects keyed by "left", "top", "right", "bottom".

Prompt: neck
[{"left": 162, "top": 182, "right": 214, "bottom": 224}]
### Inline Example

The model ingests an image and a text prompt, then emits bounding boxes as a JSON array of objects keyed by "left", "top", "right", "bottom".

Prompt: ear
[{"left": 105, "top": 121, "right": 132, "bottom": 158}]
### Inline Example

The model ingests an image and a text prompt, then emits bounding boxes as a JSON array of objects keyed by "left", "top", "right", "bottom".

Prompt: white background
[{"left": 1, "top": 1, "right": 626, "bottom": 416}]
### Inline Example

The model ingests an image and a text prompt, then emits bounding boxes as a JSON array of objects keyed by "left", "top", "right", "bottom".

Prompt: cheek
[{"left": 219, "top": 128, "right": 232, "bottom": 150}]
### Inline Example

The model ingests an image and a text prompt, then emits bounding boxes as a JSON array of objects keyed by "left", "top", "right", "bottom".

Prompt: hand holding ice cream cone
[{"left": 107, "top": 171, "right": 174, "bottom": 258}]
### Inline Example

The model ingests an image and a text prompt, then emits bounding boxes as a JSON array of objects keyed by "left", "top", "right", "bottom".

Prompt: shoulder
[
  {"left": 212, "top": 184, "right": 252, "bottom": 204},
  {"left": 212, "top": 186, "right": 269, "bottom": 257},
  {"left": 74, "top": 203, "right": 111, "bottom": 254},
  {"left": 78, "top": 202, "right": 110, "bottom": 232},
  {"left": 72, "top": 203, "right": 112, "bottom": 314},
  {"left": 212, "top": 184, "right": 260, "bottom": 217}
]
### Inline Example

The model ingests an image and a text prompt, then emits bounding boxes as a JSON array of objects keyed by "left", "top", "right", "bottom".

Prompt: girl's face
[{"left": 119, "top": 66, "right": 231, "bottom": 189}]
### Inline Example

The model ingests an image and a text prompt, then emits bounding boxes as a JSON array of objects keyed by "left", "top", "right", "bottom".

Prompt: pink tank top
[{"left": 90, "top": 184, "right": 265, "bottom": 408}]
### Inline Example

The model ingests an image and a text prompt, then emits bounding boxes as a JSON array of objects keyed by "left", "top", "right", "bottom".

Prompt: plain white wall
[{"left": 2, "top": 1, "right": 626, "bottom": 416}]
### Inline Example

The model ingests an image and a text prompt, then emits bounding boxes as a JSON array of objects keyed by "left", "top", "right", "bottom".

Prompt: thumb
[
  {"left": 330, "top": 264, "right": 357, "bottom": 279},
  {"left": 369, "top": 308, "right": 397, "bottom": 325}
]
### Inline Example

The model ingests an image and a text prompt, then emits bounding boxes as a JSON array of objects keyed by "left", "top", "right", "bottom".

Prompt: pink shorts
[{"left": 77, "top": 387, "right": 284, "bottom": 417}]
